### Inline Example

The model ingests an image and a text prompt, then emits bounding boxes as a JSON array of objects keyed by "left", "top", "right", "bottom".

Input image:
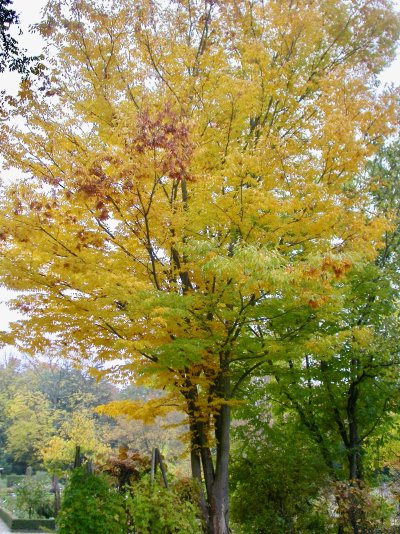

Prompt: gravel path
[{"left": 0, "top": 517, "right": 10, "bottom": 533}]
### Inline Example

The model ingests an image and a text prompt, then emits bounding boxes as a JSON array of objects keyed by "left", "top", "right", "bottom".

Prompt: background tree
[
  {"left": 5, "top": 389, "right": 54, "bottom": 467},
  {"left": 41, "top": 410, "right": 111, "bottom": 475},
  {"left": 0, "top": 0, "right": 45, "bottom": 121},
  {"left": 0, "top": 0, "right": 31, "bottom": 74},
  {"left": 0, "top": 355, "right": 27, "bottom": 471},
  {"left": 30, "top": 360, "right": 116, "bottom": 413},
  {"left": 0, "top": 355, "right": 124, "bottom": 473},
  {"left": 231, "top": 138, "right": 400, "bottom": 533},
  {"left": 0, "top": 1, "right": 398, "bottom": 532}
]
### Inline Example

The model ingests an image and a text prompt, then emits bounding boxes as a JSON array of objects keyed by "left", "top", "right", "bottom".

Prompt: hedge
[
  {"left": 0, "top": 506, "right": 56, "bottom": 532},
  {"left": 0, "top": 506, "right": 12, "bottom": 528}
]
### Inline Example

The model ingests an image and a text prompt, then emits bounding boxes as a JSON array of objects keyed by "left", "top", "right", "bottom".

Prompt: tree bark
[
  {"left": 52, "top": 474, "right": 61, "bottom": 517},
  {"left": 191, "top": 448, "right": 209, "bottom": 530},
  {"left": 346, "top": 382, "right": 364, "bottom": 534},
  {"left": 187, "top": 384, "right": 231, "bottom": 533},
  {"left": 210, "top": 401, "right": 230, "bottom": 534}
]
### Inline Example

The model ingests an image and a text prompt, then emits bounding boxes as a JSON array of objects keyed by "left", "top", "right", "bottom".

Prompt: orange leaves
[{"left": 324, "top": 257, "right": 352, "bottom": 279}]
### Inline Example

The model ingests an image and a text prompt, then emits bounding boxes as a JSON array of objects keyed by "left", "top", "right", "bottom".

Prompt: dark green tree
[
  {"left": 231, "top": 410, "right": 329, "bottom": 533},
  {"left": 0, "top": 0, "right": 35, "bottom": 74},
  {"left": 57, "top": 467, "right": 127, "bottom": 534}
]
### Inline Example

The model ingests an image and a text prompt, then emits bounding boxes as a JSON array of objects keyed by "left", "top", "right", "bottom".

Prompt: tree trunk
[
  {"left": 210, "top": 402, "right": 230, "bottom": 534},
  {"left": 52, "top": 474, "right": 61, "bottom": 516},
  {"left": 188, "top": 394, "right": 231, "bottom": 533},
  {"left": 191, "top": 449, "right": 209, "bottom": 530},
  {"left": 347, "top": 382, "right": 364, "bottom": 534},
  {"left": 73, "top": 445, "right": 82, "bottom": 468}
]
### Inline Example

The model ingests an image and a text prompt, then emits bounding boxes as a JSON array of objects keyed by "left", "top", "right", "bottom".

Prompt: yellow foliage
[
  {"left": 0, "top": 0, "right": 398, "bottom": 458},
  {"left": 96, "top": 397, "right": 180, "bottom": 425},
  {"left": 41, "top": 411, "right": 111, "bottom": 474}
]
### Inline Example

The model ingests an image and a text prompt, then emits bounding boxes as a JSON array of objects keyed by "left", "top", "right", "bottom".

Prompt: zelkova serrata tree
[{"left": 0, "top": 1, "right": 399, "bottom": 532}]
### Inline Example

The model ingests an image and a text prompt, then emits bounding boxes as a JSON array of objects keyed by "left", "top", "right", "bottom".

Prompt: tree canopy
[
  {"left": 0, "top": 1, "right": 399, "bottom": 532},
  {"left": 0, "top": 0, "right": 40, "bottom": 74}
]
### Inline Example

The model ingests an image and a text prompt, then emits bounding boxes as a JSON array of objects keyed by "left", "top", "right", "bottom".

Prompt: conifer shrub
[{"left": 56, "top": 467, "right": 127, "bottom": 534}]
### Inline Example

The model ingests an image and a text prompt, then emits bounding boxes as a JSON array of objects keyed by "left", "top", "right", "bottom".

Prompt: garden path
[{"left": 0, "top": 517, "right": 10, "bottom": 533}]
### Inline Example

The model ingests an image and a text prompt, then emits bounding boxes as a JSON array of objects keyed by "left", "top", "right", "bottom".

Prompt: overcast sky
[{"left": 0, "top": 0, "right": 399, "bottom": 334}]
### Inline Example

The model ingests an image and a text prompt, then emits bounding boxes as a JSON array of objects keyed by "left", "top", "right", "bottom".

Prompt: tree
[
  {"left": 5, "top": 390, "right": 54, "bottom": 466},
  {"left": 0, "top": 0, "right": 30, "bottom": 74},
  {"left": 0, "top": 1, "right": 398, "bottom": 531},
  {"left": 31, "top": 359, "right": 116, "bottom": 413},
  {"left": 246, "top": 138, "right": 400, "bottom": 532},
  {"left": 230, "top": 411, "right": 330, "bottom": 533},
  {"left": 0, "top": 355, "right": 26, "bottom": 470},
  {"left": 0, "top": 355, "right": 117, "bottom": 472},
  {"left": 41, "top": 410, "right": 111, "bottom": 475},
  {"left": 15, "top": 476, "right": 53, "bottom": 519}
]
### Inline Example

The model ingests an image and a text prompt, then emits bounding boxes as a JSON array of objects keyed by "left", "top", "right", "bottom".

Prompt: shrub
[
  {"left": 6, "top": 474, "right": 23, "bottom": 488},
  {"left": 15, "top": 477, "right": 53, "bottom": 519},
  {"left": 56, "top": 467, "right": 127, "bottom": 534},
  {"left": 126, "top": 476, "right": 202, "bottom": 534},
  {"left": 230, "top": 424, "right": 330, "bottom": 533},
  {"left": 330, "top": 481, "right": 395, "bottom": 533}
]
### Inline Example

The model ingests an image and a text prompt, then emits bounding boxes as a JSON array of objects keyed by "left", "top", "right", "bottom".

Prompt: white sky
[
  {"left": 0, "top": 0, "right": 399, "bottom": 334},
  {"left": 0, "top": 0, "right": 44, "bottom": 334},
  {"left": 10, "top": 0, "right": 46, "bottom": 51}
]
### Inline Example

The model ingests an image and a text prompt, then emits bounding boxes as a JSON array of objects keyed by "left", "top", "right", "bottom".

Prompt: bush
[
  {"left": 6, "top": 474, "right": 23, "bottom": 488},
  {"left": 56, "top": 467, "right": 127, "bottom": 534},
  {"left": 230, "top": 424, "right": 330, "bottom": 533},
  {"left": 330, "top": 481, "right": 395, "bottom": 533},
  {"left": 15, "top": 477, "right": 53, "bottom": 519},
  {"left": 126, "top": 476, "right": 202, "bottom": 534}
]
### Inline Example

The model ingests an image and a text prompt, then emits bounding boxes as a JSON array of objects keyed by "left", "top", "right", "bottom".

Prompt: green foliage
[
  {"left": 56, "top": 467, "right": 127, "bottom": 534},
  {"left": 36, "top": 364, "right": 115, "bottom": 413},
  {"left": 6, "top": 474, "right": 23, "bottom": 487},
  {"left": 0, "top": 0, "right": 36, "bottom": 74},
  {"left": 231, "top": 418, "right": 330, "bottom": 533},
  {"left": 15, "top": 477, "right": 52, "bottom": 519},
  {"left": 329, "top": 481, "right": 395, "bottom": 533},
  {"left": 126, "top": 476, "right": 201, "bottom": 534}
]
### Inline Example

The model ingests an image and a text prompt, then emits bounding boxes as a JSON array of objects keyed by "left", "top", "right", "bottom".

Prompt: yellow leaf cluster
[{"left": 0, "top": 0, "right": 398, "bottom": 440}]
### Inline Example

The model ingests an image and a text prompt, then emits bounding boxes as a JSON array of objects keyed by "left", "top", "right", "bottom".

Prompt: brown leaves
[
  {"left": 129, "top": 106, "right": 194, "bottom": 181},
  {"left": 321, "top": 257, "right": 352, "bottom": 279}
]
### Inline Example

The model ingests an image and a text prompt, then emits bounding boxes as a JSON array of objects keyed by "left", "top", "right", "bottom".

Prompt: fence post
[
  {"left": 156, "top": 448, "right": 169, "bottom": 490},
  {"left": 73, "top": 445, "right": 82, "bottom": 468},
  {"left": 150, "top": 448, "right": 156, "bottom": 484}
]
